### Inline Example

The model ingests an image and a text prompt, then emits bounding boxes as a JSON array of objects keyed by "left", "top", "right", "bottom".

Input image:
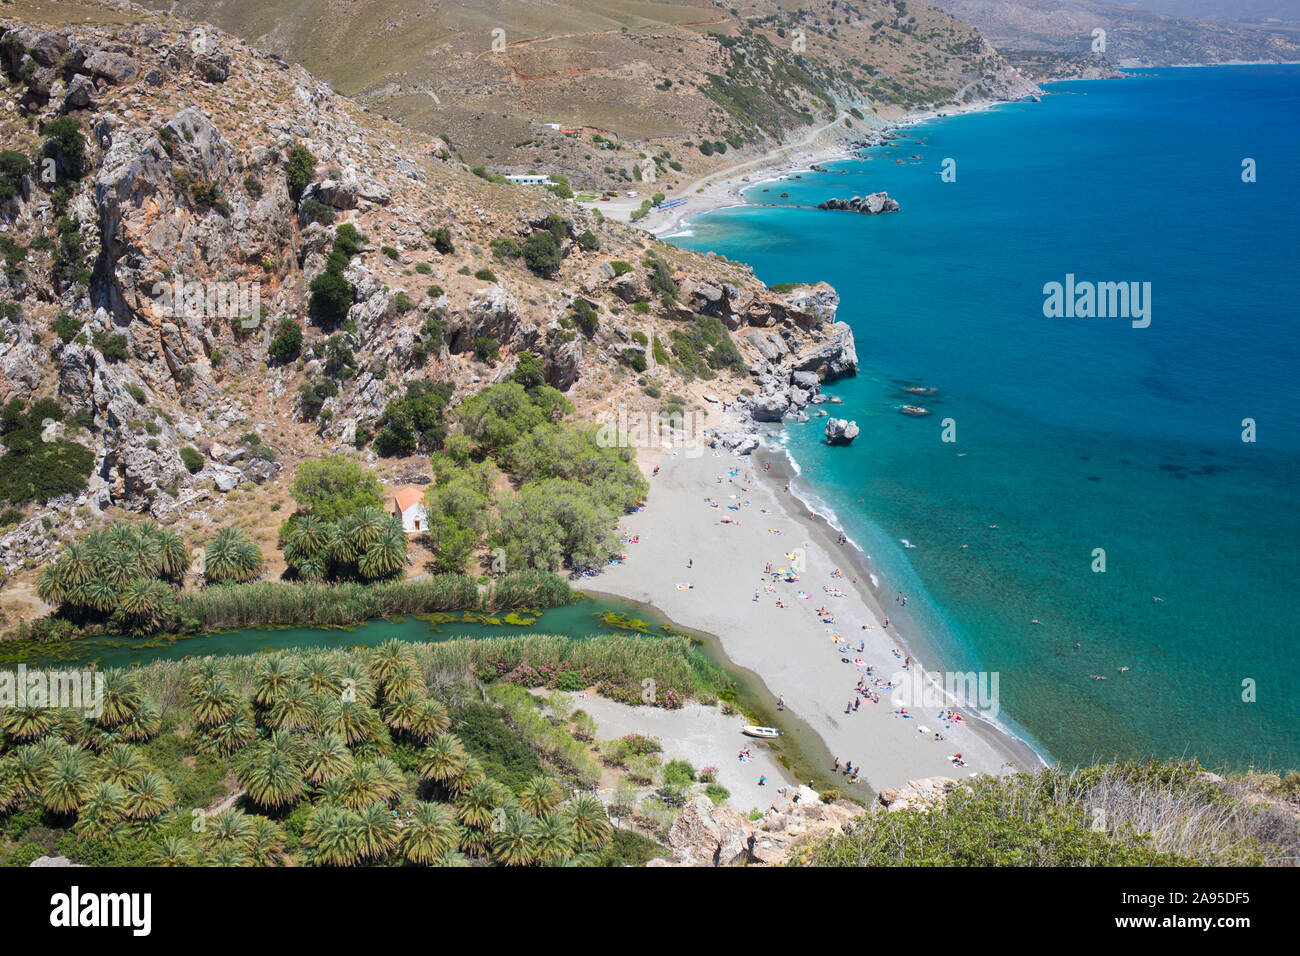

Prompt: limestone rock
[
  {"left": 825, "top": 418, "right": 859, "bottom": 445},
  {"left": 817, "top": 192, "right": 900, "bottom": 215}
]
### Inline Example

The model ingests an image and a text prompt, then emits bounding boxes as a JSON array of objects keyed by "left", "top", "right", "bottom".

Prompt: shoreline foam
[{"left": 591, "top": 418, "right": 1045, "bottom": 794}]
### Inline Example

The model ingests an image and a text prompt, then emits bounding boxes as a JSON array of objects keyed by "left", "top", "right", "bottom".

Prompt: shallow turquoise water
[{"left": 670, "top": 67, "right": 1300, "bottom": 770}]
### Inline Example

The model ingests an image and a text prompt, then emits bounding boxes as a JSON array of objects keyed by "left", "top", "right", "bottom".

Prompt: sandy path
[{"left": 590, "top": 430, "right": 1037, "bottom": 793}]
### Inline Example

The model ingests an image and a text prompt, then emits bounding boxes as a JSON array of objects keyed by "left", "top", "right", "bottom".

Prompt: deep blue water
[{"left": 669, "top": 66, "right": 1300, "bottom": 771}]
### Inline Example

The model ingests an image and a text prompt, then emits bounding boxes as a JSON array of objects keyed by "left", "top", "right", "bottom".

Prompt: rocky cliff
[{"left": 0, "top": 5, "right": 856, "bottom": 584}]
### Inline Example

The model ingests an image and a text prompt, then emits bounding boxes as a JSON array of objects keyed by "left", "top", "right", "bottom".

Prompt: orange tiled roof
[{"left": 392, "top": 487, "right": 424, "bottom": 513}]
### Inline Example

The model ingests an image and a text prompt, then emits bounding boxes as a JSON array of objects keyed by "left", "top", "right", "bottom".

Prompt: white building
[
  {"left": 390, "top": 486, "right": 429, "bottom": 534},
  {"left": 504, "top": 174, "right": 552, "bottom": 186}
]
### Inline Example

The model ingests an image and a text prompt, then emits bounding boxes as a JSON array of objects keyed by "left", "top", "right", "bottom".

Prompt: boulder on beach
[
  {"left": 816, "top": 191, "right": 900, "bottom": 215},
  {"left": 825, "top": 418, "right": 859, "bottom": 445}
]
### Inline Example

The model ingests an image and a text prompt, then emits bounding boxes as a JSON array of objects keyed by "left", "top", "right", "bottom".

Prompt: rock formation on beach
[
  {"left": 816, "top": 192, "right": 901, "bottom": 215},
  {"left": 649, "top": 785, "right": 860, "bottom": 867},
  {"left": 824, "top": 418, "right": 859, "bottom": 445}
]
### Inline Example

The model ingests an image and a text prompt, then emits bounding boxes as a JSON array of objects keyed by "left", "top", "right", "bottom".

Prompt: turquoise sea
[{"left": 669, "top": 66, "right": 1300, "bottom": 771}]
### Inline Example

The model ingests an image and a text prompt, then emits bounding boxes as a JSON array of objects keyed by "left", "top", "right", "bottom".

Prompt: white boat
[{"left": 742, "top": 725, "right": 782, "bottom": 738}]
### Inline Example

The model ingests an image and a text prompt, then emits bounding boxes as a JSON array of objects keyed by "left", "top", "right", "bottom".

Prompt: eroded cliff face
[{"left": 0, "top": 8, "right": 856, "bottom": 574}]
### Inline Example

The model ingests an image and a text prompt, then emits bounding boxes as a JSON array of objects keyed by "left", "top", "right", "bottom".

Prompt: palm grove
[{"left": 0, "top": 641, "right": 621, "bottom": 866}]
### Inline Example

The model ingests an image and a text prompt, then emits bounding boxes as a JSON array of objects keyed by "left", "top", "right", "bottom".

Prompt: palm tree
[
  {"left": 150, "top": 836, "right": 192, "bottom": 867},
  {"left": 490, "top": 808, "right": 539, "bottom": 866},
  {"left": 204, "top": 527, "right": 263, "bottom": 584},
  {"left": 456, "top": 778, "right": 503, "bottom": 830},
  {"left": 318, "top": 698, "right": 377, "bottom": 746},
  {"left": 247, "top": 817, "right": 286, "bottom": 866},
  {"left": 204, "top": 709, "right": 257, "bottom": 755},
  {"left": 339, "top": 660, "right": 377, "bottom": 707},
  {"left": 302, "top": 734, "right": 354, "bottom": 785},
  {"left": 188, "top": 676, "right": 240, "bottom": 727},
  {"left": 36, "top": 564, "right": 69, "bottom": 608},
  {"left": 408, "top": 699, "right": 451, "bottom": 742},
  {"left": 9, "top": 745, "right": 49, "bottom": 797},
  {"left": 358, "top": 523, "right": 406, "bottom": 580},
  {"left": 519, "top": 774, "right": 565, "bottom": 816},
  {"left": 205, "top": 807, "right": 255, "bottom": 851},
  {"left": 122, "top": 770, "right": 174, "bottom": 819},
  {"left": 531, "top": 811, "right": 575, "bottom": 866},
  {"left": 41, "top": 749, "right": 95, "bottom": 814},
  {"left": 348, "top": 507, "right": 389, "bottom": 552},
  {"left": 450, "top": 754, "right": 486, "bottom": 795},
  {"left": 368, "top": 639, "right": 416, "bottom": 687},
  {"left": 384, "top": 689, "right": 424, "bottom": 734},
  {"left": 96, "top": 744, "right": 147, "bottom": 788},
  {"left": 432, "top": 850, "right": 470, "bottom": 867},
  {"left": 400, "top": 803, "right": 460, "bottom": 864},
  {"left": 266, "top": 681, "right": 317, "bottom": 732},
  {"left": 353, "top": 801, "right": 400, "bottom": 860},
  {"left": 382, "top": 662, "right": 425, "bottom": 699},
  {"left": 143, "top": 523, "right": 189, "bottom": 582},
  {"left": 1, "top": 705, "right": 57, "bottom": 742},
  {"left": 205, "top": 845, "right": 252, "bottom": 867},
  {"left": 566, "top": 794, "right": 613, "bottom": 852},
  {"left": 251, "top": 655, "right": 299, "bottom": 706},
  {"left": 119, "top": 700, "right": 162, "bottom": 743},
  {"left": 115, "top": 578, "right": 175, "bottom": 634},
  {"left": 73, "top": 781, "right": 128, "bottom": 841},
  {"left": 303, "top": 803, "right": 363, "bottom": 866},
  {"left": 238, "top": 748, "right": 304, "bottom": 810},
  {"left": 418, "top": 733, "right": 467, "bottom": 784},
  {"left": 302, "top": 655, "right": 344, "bottom": 697},
  {"left": 96, "top": 669, "right": 142, "bottom": 728},
  {"left": 339, "top": 761, "right": 397, "bottom": 810}
]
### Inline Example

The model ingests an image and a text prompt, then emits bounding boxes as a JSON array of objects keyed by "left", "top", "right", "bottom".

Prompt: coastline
[
  {"left": 638, "top": 98, "right": 1021, "bottom": 238},
  {"left": 591, "top": 418, "right": 1045, "bottom": 795}
]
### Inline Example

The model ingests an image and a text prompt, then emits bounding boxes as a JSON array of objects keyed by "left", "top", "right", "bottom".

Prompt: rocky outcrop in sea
[
  {"left": 816, "top": 191, "right": 900, "bottom": 215},
  {"left": 824, "top": 418, "right": 859, "bottom": 445}
]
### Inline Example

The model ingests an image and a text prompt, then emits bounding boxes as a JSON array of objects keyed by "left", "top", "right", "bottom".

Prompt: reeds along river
[{"left": 6, "top": 596, "right": 673, "bottom": 669}]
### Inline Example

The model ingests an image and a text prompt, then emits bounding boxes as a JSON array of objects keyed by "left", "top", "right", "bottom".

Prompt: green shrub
[
  {"left": 286, "top": 142, "right": 315, "bottom": 201},
  {"left": 299, "top": 197, "right": 334, "bottom": 226},
  {"left": 41, "top": 116, "right": 86, "bottom": 180},
  {"left": 381, "top": 245, "right": 399, "bottom": 260},
  {"left": 522, "top": 231, "right": 561, "bottom": 276},
  {"left": 268, "top": 318, "right": 302, "bottom": 363},
  {"left": 429, "top": 226, "right": 454, "bottom": 255},
  {"left": 180, "top": 446, "right": 204, "bottom": 474},
  {"left": 610, "top": 260, "right": 633, "bottom": 276},
  {"left": 473, "top": 336, "right": 500, "bottom": 363},
  {"left": 0, "top": 150, "right": 29, "bottom": 201},
  {"left": 474, "top": 268, "right": 497, "bottom": 282},
  {"left": 50, "top": 312, "right": 80, "bottom": 344},
  {"left": 91, "top": 331, "right": 128, "bottom": 361}
]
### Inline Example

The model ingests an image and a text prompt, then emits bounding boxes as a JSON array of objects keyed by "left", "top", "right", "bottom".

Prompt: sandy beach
[
  {"left": 589, "top": 418, "right": 1043, "bottom": 795},
  {"left": 601, "top": 99, "right": 1019, "bottom": 239}
]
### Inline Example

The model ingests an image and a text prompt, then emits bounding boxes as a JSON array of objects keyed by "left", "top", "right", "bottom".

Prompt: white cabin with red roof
[{"left": 389, "top": 486, "right": 429, "bottom": 534}]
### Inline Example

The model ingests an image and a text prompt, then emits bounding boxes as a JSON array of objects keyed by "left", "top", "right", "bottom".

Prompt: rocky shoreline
[{"left": 701, "top": 283, "right": 857, "bottom": 456}]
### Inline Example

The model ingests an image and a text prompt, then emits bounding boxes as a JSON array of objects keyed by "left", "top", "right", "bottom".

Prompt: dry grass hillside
[
  {"left": 0, "top": 0, "right": 859, "bottom": 628},
  {"left": 138, "top": 0, "right": 1037, "bottom": 193}
]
